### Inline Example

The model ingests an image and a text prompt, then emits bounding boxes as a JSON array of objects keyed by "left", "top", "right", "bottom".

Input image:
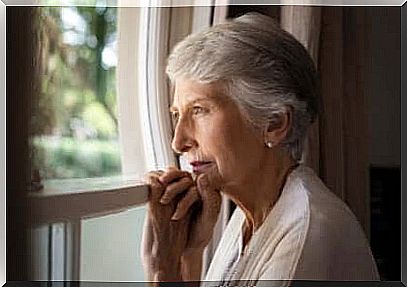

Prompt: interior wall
[
  {"left": 364, "top": 7, "right": 401, "bottom": 280},
  {"left": 365, "top": 7, "right": 401, "bottom": 168}
]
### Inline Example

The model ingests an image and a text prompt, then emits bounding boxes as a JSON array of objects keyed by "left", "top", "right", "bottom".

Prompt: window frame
[
  {"left": 28, "top": 3, "right": 229, "bottom": 282},
  {"left": 28, "top": 178, "right": 148, "bottom": 225}
]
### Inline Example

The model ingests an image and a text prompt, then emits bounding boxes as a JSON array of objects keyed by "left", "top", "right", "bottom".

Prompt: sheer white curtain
[{"left": 280, "top": 6, "right": 322, "bottom": 175}]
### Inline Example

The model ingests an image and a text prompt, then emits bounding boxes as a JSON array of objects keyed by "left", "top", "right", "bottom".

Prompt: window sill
[{"left": 28, "top": 176, "right": 149, "bottom": 225}]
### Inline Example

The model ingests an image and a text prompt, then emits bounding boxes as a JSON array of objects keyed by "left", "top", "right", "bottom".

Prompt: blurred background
[{"left": 32, "top": 4, "right": 121, "bottom": 179}]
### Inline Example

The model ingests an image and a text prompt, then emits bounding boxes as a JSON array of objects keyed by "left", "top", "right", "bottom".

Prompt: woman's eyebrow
[
  {"left": 189, "top": 98, "right": 216, "bottom": 106},
  {"left": 170, "top": 97, "right": 217, "bottom": 112}
]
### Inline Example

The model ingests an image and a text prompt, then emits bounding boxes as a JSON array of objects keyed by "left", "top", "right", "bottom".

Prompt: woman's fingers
[
  {"left": 144, "top": 170, "right": 164, "bottom": 182},
  {"left": 145, "top": 171, "right": 165, "bottom": 202},
  {"left": 196, "top": 174, "right": 222, "bottom": 217},
  {"left": 171, "top": 186, "right": 200, "bottom": 221},
  {"left": 145, "top": 167, "right": 196, "bottom": 214},
  {"left": 182, "top": 174, "right": 222, "bottom": 250},
  {"left": 159, "top": 166, "right": 191, "bottom": 185},
  {"left": 152, "top": 166, "right": 193, "bottom": 205},
  {"left": 160, "top": 176, "right": 194, "bottom": 204}
]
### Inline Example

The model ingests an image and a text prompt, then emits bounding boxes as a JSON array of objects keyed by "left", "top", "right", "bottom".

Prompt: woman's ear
[{"left": 264, "top": 108, "right": 292, "bottom": 147}]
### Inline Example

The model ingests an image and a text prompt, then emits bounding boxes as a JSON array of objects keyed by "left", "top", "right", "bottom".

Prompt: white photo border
[{"left": 2, "top": 0, "right": 405, "bottom": 286}]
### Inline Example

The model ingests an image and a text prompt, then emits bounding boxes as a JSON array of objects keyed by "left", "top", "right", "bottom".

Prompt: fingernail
[
  {"left": 160, "top": 196, "right": 169, "bottom": 204},
  {"left": 199, "top": 177, "right": 209, "bottom": 188},
  {"left": 171, "top": 212, "right": 180, "bottom": 221}
]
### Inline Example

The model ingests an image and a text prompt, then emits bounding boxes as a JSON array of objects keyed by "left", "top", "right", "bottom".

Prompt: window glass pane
[
  {"left": 32, "top": 5, "right": 120, "bottom": 180},
  {"left": 31, "top": 3, "right": 155, "bottom": 282},
  {"left": 80, "top": 206, "right": 147, "bottom": 281},
  {"left": 30, "top": 225, "right": 50, "bottom": 281}
]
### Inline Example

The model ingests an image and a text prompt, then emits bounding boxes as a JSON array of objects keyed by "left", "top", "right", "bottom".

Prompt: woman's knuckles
[
  {"left": 159, "top": 168, "right": 187, "bottom": 184},
  {"left": 165, "top": 176, "right": 192, "bottom": 193},
  {"left": 171, "top": 191, "right": 200, "bottom": 220},
  {"left": 160, "top": 179, "right": 194, "bottom": 204},
  {"left": 151, "top": 187, "right": 167, "bottom": 202}
]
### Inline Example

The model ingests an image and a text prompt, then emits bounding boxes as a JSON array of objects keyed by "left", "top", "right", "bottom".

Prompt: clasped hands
[{"left": 142, "top": 166, "right": 222, "bottom": 282}]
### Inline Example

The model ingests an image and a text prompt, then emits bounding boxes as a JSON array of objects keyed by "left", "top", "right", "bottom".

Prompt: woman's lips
[{"left": 190, "top": 161, "right": 213, "bottom": 173}]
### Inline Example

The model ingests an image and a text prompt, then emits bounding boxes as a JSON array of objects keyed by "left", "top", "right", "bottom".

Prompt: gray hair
[{"left": 166, "top": 12, "right": 319, "bottom": 161}]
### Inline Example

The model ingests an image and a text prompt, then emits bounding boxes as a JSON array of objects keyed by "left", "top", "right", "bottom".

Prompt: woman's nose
[{"left": 171, "top": 117, "right": 195, "bottom": 154}]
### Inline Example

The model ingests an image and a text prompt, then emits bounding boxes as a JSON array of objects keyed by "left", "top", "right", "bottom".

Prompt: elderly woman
[{"left": 142, "top": 13, "right": 379, "bottom": 284}]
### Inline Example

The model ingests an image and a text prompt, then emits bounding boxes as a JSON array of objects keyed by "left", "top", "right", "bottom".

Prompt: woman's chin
[
  {"left": 192, "top": 162, "right": 215, "bottom": 175},
  {"left": 201, "top": 166, "right": 224, "bottom": 190}
]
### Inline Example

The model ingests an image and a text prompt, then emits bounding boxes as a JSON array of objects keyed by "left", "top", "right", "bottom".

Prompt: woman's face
[{"left": 171, "top": 79, "right": 265, "bottom": 189}]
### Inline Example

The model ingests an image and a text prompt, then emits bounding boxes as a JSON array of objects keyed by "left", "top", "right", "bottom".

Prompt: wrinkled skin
[
  {"left": 141, "top": 166, "right": 222, "bottom": 282},
  {"left": 141, "top": 78, "right": 276, "bottom": 283}
]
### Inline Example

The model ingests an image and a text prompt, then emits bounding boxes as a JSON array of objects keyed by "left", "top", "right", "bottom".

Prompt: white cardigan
[{"left": 203, "top": 165, "right": 379, "bottom": 286}]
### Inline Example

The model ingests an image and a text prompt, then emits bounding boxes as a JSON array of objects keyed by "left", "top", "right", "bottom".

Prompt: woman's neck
[{"left": 224, "top": 149, "right": 297, "bottom": 235}]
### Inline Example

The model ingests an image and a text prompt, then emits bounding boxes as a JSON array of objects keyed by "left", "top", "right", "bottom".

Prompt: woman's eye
[{"left": 192, "top": 106, "right": 206, "bottom": 115}]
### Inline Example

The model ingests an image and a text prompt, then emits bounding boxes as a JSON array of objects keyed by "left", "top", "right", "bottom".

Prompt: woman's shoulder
[
  {"left": 288, "top": 165, "right": 359, "bottom": 224},
  {"left": 285, "top": 165, "right": 379, "bottom": 280},
  {"left": 264, "top": 164, "right": 367, "bottom": 241},
  {"left": 286, "top": 165, "right": 371, "bottom": 243},
  {"left": 289, "top": 164, "right": 367, "bottom": 242}
]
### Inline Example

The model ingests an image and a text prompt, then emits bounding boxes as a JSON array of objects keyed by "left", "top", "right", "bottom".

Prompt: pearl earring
[{"left": 266, "top": 141, "right": 273, "bottom": 148}]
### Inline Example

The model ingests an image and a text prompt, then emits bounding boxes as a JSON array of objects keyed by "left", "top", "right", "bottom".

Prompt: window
[
  {"left": 28, "top": 3, "right": 223, "bottom": 282},
  {"left": 32, "top": 5, "right": 121, "bottom": 180},
  {"left": 30, "top": 3, "right": 153, "bottom": 281}
]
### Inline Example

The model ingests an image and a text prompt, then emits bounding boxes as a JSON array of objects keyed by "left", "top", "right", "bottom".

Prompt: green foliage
[
  {"left": 36, "top": 6, "right": 118, "bottom": 138},
  {"left": 32, "top": 5, "right": 121, "bottom": 179},
  {"left": 33, "top": 137, "right": 121, "bottom": 179},
  {"left": 82, "top": 101, "right": 117, "bottom": 139}
]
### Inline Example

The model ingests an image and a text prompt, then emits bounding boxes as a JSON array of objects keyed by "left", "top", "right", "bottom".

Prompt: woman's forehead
[{"left": 171, "top": 79, "right": 225, "bottom": 108}]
